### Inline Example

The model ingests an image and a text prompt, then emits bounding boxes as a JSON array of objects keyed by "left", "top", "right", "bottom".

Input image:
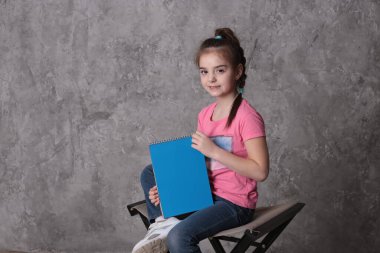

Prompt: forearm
[{"left": 211, "top": 146, "right": 268, "bottom": 181}]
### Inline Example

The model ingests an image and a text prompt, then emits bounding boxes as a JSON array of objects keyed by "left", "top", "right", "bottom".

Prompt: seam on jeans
[{"left": 194, "top": 203, "right": 240, "bottom": 239}]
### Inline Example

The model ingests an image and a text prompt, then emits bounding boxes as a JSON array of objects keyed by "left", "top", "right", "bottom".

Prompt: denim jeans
[
  {"left": 140, "top": 164, "right": 163, "bottom": 223},
  {"left": 140, "top": 164, "right": 255, "bottom": 253}
]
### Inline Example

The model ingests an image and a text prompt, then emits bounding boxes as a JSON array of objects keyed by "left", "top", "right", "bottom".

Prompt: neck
[{"left": 215, "top": 92, "right": 240, "bottom": 111}]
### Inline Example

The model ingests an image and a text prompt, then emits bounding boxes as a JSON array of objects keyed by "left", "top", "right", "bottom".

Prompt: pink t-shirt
[{"left": 197, "top": 98, "right": 266, "bottom": 209}]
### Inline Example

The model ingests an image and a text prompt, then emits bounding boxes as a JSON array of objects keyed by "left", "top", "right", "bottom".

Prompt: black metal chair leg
[
  {"left": 230, "top": 230, "right": 258, "bottom": 253},
  {"left": 252, "top": 217, "right": 293, "bottom": 253},
  {"left": 209, "top": 237, "right": 226, "bottom": 253}
]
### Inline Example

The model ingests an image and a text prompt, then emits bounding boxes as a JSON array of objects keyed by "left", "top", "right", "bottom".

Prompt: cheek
[
  {"left": 200, "top": 76, "right": 208, "bottom": 85},
  {"left": 219, "top": 74, "right": 233, "bottom": 85},
  {"left": 227, "top": 74, "right": 237, "bottom": 84}
]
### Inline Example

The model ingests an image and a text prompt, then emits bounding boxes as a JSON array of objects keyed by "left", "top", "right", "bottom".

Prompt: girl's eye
[
  {"left": 217, "top": 69, "right": 225, "bottom": 73},
  {"left": 200, "top": 70, "right": 207, "bottom": 75}
]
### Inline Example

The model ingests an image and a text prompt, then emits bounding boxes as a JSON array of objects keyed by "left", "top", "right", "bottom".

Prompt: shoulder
[
  {"left": 237, "top": 99, "right": 266, "bottom": 139},
  {"left": 198, "top": 102, "right": 216, "bottom": 118},
  {"left": 238, "top": 99, "right": 264, "bottom": 121}
]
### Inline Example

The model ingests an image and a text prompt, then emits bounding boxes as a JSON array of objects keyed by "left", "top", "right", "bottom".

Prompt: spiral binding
[{"left": 150, "top": 135, "right": 192, "bottom": 145}]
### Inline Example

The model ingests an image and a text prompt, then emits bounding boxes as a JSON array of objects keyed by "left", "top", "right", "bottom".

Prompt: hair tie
[
  {"left": 237, "top": 87, "right": 244, "bottom": 94},
  {"left": 215, "top": 35, "right": 222, "bottom": 40}
]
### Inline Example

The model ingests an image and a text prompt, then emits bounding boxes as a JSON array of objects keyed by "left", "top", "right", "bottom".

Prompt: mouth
[{"left": 208, "top": 85, "right": 221, "bottom": 90}]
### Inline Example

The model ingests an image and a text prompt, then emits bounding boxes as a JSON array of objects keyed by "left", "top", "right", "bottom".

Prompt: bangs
[{"left": 196, "top": 46, "right": 235, "bottom": 67}]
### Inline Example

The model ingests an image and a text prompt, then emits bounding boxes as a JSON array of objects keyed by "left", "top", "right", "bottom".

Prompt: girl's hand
[
  {"left": 149, "top": 186, "right": 160, "bottom": 206},
  {"left": 191, "top": 131, "right": 219, "bottom": 158}
]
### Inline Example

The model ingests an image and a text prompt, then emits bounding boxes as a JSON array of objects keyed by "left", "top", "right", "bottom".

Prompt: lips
[{"left": 209, "top": 85, "right": 221, "bottom": 89}]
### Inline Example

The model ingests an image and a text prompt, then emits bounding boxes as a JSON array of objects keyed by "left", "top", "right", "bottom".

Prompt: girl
[{"left": 132, "top": 27, "right": 269, "bottom": 253}]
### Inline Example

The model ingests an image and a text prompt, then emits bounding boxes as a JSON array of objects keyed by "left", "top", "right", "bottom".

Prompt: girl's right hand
[{"left": 149, "top": 186, "right": 160, "bottom": 206}]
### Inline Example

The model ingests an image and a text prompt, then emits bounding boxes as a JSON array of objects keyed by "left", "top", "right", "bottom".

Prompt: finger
[
  {"left": 193, "top": 132, "right": 200, "bottom": 138},
  {"left": 196, "top": 131, "right": 205, "bottom": 137},
  {"left": 149, "top": 191, "right": 158, "bottom": 198},
  {"left": 150, "top": 187, "right": 158, "bottom": 194},
  {"left": 192, "top": 133, "right": 201, "bottom": 142},
  {"left": 150, "top": 197, "right": 158, "bottom": 205},
  {"left": 191, "top": 144, "right": 200, "bottom": 151}
]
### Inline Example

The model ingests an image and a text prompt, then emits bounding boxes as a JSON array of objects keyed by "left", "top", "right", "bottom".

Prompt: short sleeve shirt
[{"left": 197, "top": 98, "right": 266, "bottom": 209}]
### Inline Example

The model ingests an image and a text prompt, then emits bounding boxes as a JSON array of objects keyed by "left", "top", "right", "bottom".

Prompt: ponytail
[{"left": 227, "top": 93, "right": 243, "bottom": 128}]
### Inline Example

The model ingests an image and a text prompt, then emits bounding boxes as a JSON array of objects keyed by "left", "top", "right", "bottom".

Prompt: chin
[{"left": 207, "top": 91, "right": 223, "bottom": 97}]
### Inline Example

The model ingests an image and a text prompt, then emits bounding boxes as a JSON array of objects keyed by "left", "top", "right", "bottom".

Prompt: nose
[{"left": 208, "top": 73, "right": 216, "bottom": 83}]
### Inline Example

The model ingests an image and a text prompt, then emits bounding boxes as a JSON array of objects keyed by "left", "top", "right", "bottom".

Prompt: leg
[
  {"left": 167, "top": 195, "right": 254, "bottom": 253},
  {"left": 140, "top": 164, "right": 162, "bottom": 223}
]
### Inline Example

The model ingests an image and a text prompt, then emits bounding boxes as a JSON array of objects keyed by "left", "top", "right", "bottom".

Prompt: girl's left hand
[{"left": 191, "top": 131, "right": 218, "bottom": 158}]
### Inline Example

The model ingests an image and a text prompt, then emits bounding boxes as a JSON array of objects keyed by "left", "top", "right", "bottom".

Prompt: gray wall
[{"left": 0, "top": 0, "right": 379, "bottom": 252}]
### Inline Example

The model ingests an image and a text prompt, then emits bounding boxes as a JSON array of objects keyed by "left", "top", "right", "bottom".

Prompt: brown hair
[{"left": 195, "top": 28, "right": 247, "bottom": 129}]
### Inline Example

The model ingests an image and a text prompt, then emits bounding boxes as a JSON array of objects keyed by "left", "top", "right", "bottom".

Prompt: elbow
[
  {"left": 256, "top": 174, "right": 268, "bottom": 182},
  {"left": 255, "top": 167, "right": 269, "bottom": 182},
  {"left": 246, "top": 159, "right": 269, "bottom": 182}
]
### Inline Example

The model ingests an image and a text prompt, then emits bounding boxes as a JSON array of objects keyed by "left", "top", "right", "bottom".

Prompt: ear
[{"left": 235, "top": 64, "right": 243, "bottom": 80}]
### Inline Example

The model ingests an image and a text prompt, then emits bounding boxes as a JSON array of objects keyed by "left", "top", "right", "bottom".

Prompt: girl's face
[{"left": 199, "top": 50, "right": 241, "bottom": 99}]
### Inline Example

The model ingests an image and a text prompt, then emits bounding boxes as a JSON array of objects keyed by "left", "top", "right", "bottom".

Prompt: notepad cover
[{"left": 149, "top": 136, "right": 213, "bottom": 218}]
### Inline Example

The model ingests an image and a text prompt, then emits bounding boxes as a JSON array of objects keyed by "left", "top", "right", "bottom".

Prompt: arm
[{"left": 191, "top": 131, "right": 269, "bottom": 182}]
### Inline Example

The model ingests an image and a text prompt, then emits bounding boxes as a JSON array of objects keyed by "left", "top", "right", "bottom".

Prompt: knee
[
  {"left": 167, "top": 225, "right": 196, "bottom": 252},
  {"left": 167, "top": 227, "right": 182, "bottom": 252},
  {"left": 140, "top": 164, "right": 154, "bottom": 184}
]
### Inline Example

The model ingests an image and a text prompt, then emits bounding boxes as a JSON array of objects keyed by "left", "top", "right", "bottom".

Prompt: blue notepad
[{"left": 149, "top": 136, "right": 213, "bottom": 218}]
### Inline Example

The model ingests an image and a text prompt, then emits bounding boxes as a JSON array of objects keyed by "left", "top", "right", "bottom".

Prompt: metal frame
[{"left": 127, "top": 201, "right": 305, "bottom": 253}]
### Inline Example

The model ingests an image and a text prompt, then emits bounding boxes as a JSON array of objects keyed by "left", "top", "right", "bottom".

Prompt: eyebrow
[{"left": 199, "top": 65, "right": 228, "bottom": 70}]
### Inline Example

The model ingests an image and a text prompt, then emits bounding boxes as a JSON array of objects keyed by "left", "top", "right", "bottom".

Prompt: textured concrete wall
[{"left": 0, "top": 0, "right": 379, "bottom": 252}]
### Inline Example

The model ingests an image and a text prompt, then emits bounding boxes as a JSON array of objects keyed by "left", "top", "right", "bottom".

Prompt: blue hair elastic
[
  {"left": 237, "top": 87, "right": 244, "bottom": 94},
  {"left": 215, "top": 35, "right": 222, "bottom": 40}
]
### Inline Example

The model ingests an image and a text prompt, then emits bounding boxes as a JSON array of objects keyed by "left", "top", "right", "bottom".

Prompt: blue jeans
[
  {"left": 140, "top": 164, "right": 255, "bottom": 253},
  {"left": 140, "top": 164, "right": 163, "bottom": 223}
]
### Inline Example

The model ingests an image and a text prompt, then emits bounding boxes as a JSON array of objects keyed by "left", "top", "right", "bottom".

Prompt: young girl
[{"left": 132, "top": 28, "right": 269, "bottom": 253}]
